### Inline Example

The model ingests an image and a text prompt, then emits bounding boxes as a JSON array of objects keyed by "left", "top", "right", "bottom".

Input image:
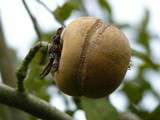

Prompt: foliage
[
  {"left": 53, "top": 0, "right": 80, "bottom": 24},
  {"left": 82, "top": 98, "right": 118, "bottom": 120}
]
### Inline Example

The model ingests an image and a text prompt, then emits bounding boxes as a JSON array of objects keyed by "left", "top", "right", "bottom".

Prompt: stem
[
  {"left": 36, "top": 0, "right": 53, "bottom": 14},
  {"left": 0, "top": 84, "right": 72, "bottom": 120},
  {"left": 132, "top": 49, "right": 159, "bottom": 70},
  {"left": 16, "top": 42, "right": 48, "bottom": 92},
  {"left": 22, "top": 0, "right": 42, "bottom": 40},
  {"left": 0, "top": 13, "right": 17, "bottom": 87},
  {"left": 36, "top": 0, "right": 64, "bottom": 25}
]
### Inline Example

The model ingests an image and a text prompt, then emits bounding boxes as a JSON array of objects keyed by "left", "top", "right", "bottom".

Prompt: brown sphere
[{"left": 54, "top": 17, "right": 131, "bottom": 98}]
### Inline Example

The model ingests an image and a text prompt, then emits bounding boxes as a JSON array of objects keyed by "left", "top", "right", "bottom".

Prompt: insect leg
[{"left": 40, "top": 59, "right": 54, "bottom": 78}]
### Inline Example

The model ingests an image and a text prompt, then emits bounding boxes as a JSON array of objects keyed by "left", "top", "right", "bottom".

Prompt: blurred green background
[{"left": 0, "top": 0, "right": 160, "bottom": 120}]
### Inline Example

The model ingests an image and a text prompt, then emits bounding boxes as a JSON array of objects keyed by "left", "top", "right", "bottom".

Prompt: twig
[
  {"left": 151, "top": 89, "right": 160, "bottom": 102},
  {"left": 132, "top": 49, "right": 159, "bottom": 70},
  {"left": 0, "top": 14, "right": 17, "bottom": 87},
  {"left": 35, "top": 0, "right": 58, "bottom": 23},
  {"left": 79, "top": 0, "right": 89, "bottom": 16},
  {"left": 16, "top": 41, "right": 48, "bottom": 92},
  {"left": 22, "top": 0, "right": 42, "bottom": 40},
  {"left": 36, "top": 0, "right": 89, "bottom": 23},
  {"left": 36, "top": 0, "right": 53, "bottom": 13},
  {"left": 0, "top": 84, "right": 72, "bottom": 120}
]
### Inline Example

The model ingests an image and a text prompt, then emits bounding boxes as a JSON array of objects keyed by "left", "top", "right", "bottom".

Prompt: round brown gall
[{"left": 54, "top": 17, "right": 131, "bottom": 98}]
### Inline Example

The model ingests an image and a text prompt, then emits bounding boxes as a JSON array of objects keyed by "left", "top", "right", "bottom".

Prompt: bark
[{"left": 0, "top": 84, "right": 72, "bottom": 120}]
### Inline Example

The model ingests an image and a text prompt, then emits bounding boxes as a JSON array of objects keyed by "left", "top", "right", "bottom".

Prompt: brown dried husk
[{"left": 54, "top": 17, "right": 131, "bottom": 98}]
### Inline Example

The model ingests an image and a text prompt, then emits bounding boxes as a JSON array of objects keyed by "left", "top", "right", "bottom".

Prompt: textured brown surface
[{"left": 54, "top": 17, "right": 131, "bottom": 98}]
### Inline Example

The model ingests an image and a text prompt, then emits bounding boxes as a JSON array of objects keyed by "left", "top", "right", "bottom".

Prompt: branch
[
  {"left": 0, "top": 13, "right": 17, "bottom": 87},
  {"left": 0, "top": 84, "right": 72, "bottom": 120},
  {"left": 79, "top": 0, "right": 89, "bottom": 16},
  {"left": 36, "top": 0, "right": 89, "bottom": 24},
  {"left": 132, "top": 49, "right": 160, "bottom": 70},
  {"left": 22, "top": 0, "right": 42, "bottom": 40},
  {"left": 36, "top": 0, "right": 53, "bottom": 14},
  {"left": 16, "top": 41, "right": 48, "bottom": 92},
  {"left": 35, "top": 0, "right": 58, "bottom": 23},
  {"left": 0, "top": 12, "right": 34, "bottom": 120}
]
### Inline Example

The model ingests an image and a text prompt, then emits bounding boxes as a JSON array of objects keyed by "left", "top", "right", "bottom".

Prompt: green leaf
[
  {"left": 123, "top": 81, "right": 144, "bottom": 104},
  {"left": 137, "top": 10, "right": 150, "bottom": 53},
  {"left": 98, "top": 0, "right": 112, "bottom": 14},
  {"left": 138, "top": 30, "right": 150, "bottom": 52},
  {"left": 123, "top": 78, "right": 151, "bottom": 104},
  {"left": 140, "top": 10, "right": 150, "bottom": 30},
  {"left": 82, "top": 98, "right": 118, "bottom": 120},
  {"left": 139, "top": 79, "right": 151, "bottom": 90},
  {"left": 25, "top": 50, "right": 50, "bottom": 101},
  {"left": 53, "top": 1, "right": 79, "bottom": 23},
  {"left": 132, "top": 49, "right": 159, "bottom": 70}
]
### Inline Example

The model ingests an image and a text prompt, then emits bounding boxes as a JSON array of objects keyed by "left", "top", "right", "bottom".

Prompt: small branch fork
[{"left": 11, "top": 41, "right": 72, "bottom": 119}]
